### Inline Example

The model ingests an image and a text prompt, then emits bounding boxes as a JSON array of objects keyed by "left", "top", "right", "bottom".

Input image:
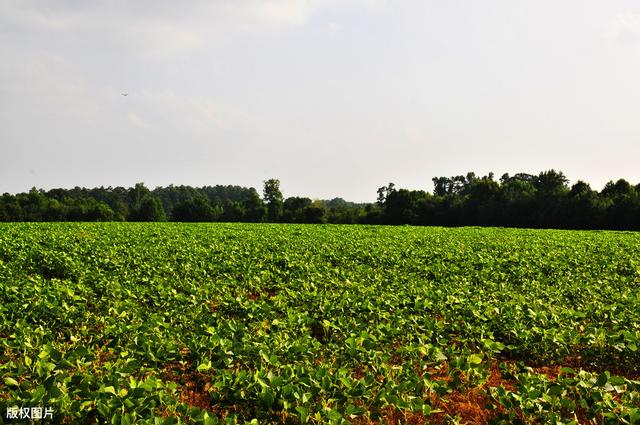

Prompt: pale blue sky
[{"left": 1, "top": 0, "right": 639, "bottom": 201}]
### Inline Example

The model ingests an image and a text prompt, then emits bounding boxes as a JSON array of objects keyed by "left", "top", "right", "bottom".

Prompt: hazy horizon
[{"left": 2, "top": 1, "right": 639, "bottom": 202}]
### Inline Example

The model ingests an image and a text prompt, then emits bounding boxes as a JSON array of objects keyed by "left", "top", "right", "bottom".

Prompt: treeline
[
  {"left": 377, "top": 170, "right": 640, "bottom": 230},
  {"left": 0, "top": 180, "right": 373, "bottom": 224},
  {"left": 1, "top": 170, "right": 639, "bottom": 229}
]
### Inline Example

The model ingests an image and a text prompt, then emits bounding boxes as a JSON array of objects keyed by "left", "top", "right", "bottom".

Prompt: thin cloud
[
  {"left": 0, "top": 1, "right": 339, "bottom": 59},
  {"left": 127, "top": 112, "right": 152, "bottom": 130},
  {"left": 607, "top": 12, "right": 640, "bottom": 47},
  {"left": 0, "top": 48, "right": 101, "bottom": 122},
  {"left": 115, "top": 90, "right": 260, "bottom": 137}
]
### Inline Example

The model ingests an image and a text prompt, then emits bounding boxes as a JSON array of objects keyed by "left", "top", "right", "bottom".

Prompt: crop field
[{"left": 1, "top": 223, "right": 640, "bottom": 424}]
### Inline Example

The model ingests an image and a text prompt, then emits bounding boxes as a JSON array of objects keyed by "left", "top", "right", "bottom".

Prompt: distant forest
[{"left": 1, "top": 170, "right": 639, "bottom": 230}]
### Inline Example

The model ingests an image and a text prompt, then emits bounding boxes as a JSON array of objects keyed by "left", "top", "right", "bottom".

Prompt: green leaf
[
  {"left": 121, "top": 413, "right": 133, "bottom": 425},
  {"left": 3, "top": 377, "right": 19, "bottom": 387},
  {"left": 559, "top": 367, "right": 575, "bottom": 375},
  {"left": 296, "top": 406, "right": 309, "bottom": 424},
  {"left": 197, "top": 362, "right": 211, "bottom": 372},
  {"left": 467, "top": 354, "right": 483, "bottom": 365},
  {"left": 260, "top": 389, "right": 275, "bottom": 408},
  {"left": 547, "top": 385, "right": 563, "bottom": 397},
  {"left": 595, "top": 372, "right": 608, "bottom": 387},
  {"left": 327, "top": 409, "right": 342, "bottom": 421}
]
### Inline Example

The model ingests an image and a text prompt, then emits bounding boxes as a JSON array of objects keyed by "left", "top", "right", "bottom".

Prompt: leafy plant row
[{"left": 1, "top": 223, "right": 639, "bottom": 423}]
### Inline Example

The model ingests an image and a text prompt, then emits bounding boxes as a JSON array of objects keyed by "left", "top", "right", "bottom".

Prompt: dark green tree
[
  {"left": 376, "top": 183, "right": 396, "bottom": 205},
  {"left": 173, "top": 196, "right": 217, "bottom": 222},
  {"left": 534, "top": 170, "right": 569, "bottom": 194},
  {"left": 130, "top": 195, "right": 166, "bottom": 222},
  {"left": 283, "top": 197, "right": 312, "bottom": 223},
  {"left": 129, "top": 183, "right": 151, "bottom": 208},
  {"left": 304, "top": 204, "right": 327, "bottom": 224},
  {"left": 0, "top": 194, "right": 23, "bottom": 221},
  {"left": 566, "top": 181, "right": 603, "bottom": 229},
  {"left": 601, "top": 179, "right": 639, "bottom": 229},
  {"left": 242, "top": 188, "right": 266, "bottom": 222},
  {"left": 463, "top": 175, "right": 500, "bottom": 225},
  {"left": 263, "top": 179, "right": 284, "bottom": 222}
]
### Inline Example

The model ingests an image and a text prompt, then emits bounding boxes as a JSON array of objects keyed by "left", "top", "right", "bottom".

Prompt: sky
[{"left": 1, "top": 0, "right": 639, "bottom": 202}]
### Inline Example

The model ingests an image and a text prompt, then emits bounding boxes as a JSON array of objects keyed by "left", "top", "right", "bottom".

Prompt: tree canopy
[{"left": 1, "top": 171, "right": 639, "bottom": 230}]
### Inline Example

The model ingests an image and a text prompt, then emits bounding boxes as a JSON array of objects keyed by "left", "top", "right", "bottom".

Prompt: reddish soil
[
  {"left": 532, "top": 365, "right": 561, "bottom": 381},
  {"left": 162, "top": 361, "right": 213, "bottom": 412},
  {"left": 353, "top": 365, "right": 365, "bottom": 379},
  {"left": 421, "top": 362, "right": 452, "bottom": 383},
  {"left": 559, "top": 355, "right": 640, "bottom": 380},
  {"left": 155, "top": 356, "right": 637, "bottom": 424},
  {"left": 500, "top": 354, "right": 640, "bottom": 380},
  {"left": 94, "top": 347, "right": 115, "bottom": 365},
  {"left": 430, "top": 387, "right": 497, "bottom": 425},
  {"left": 247, "top": 287, "right": 278, "bottom": 301},
  {"left": 485, "top": 362, "right": 517, "bottom": 392}
]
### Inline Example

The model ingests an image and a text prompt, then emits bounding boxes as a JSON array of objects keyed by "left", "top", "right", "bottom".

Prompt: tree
[
  {"left": 432, "top": 177, "right": 451, "bottom": 196},
  {"left": 129, "top": 183, "right": 151, "bottom": 208},
  {"left": 85, "top": 200, "right": 116, "bottom": 221},
  {"left": 569, "top": 181, "right": 592, "bottom": 197},
  {"left": 221, "top": 200, "right": 245, "bottom": 222},
  {"left": 172, "top": 196, "right": 217, "bottom": 222},
  {"left": 1, "top": 171, "right": 638, "bottom": 229},
  {"left": 566, "top": 181, "right": 602, "bottom": 229},
  {"left": 376, "top": 183, "right": 396, "bottom": 205},
  {"left": 263, "top": 179, "right": 283, "bottom": 222},
  {"left": 243, "top": 188, "right": 266, "bottom": 222},
  {"left": 384, "top": 189, "right": 425, "bottom": 224},
  {"left": 601, "top": 179, "right": 639, "bottom": 229},
  {"left": 601, "top": 179, "right": 634, "bottom": 199},
  {"left": 463, "top": 176, "right": 500, "bottom": 225},
  {"left": 534, "top": 170, "right": 569, "bottom": 195},
  {"left": 283, "top": 197, "right": 315, "bottom": 223},
  {"left": 304, "top": 201, "right": 327, "bottom": 224},
  {"left": 431, "top": 175, "right": 468, "bottom": 196},
  {"left": 0, "top": 194, "right": 23, "bottom": 221},
  {"left": 497, "top": 177, "right": 536, "bottom": 227},
  {"left": 20, "top": 188, "right": 49, "bottom": 221},
  {"left": 130, "top": 195, "right": 166, "bottom": 222}
]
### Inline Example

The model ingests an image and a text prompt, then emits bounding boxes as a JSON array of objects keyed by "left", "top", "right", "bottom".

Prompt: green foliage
[
  {"left": 173, "top": 197, "right": 219, "bottom": 222},
  {"left": 377, "top": 170, "right": 640, "bottom": 229},
  {"left": 262, "top": 179, "right": 284, "bottom": 222},
  {"left": 282, "top": 198, "right": 327, "bottom": 224},
  {"left": 1, "top": 169, "right": 639, "bottom": 228},
  {"left": 1, "top": 223, "right": 639, "bottom": 423},
  {"left": 130, "top": 196, "right": 167, "bottom": 222}
]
